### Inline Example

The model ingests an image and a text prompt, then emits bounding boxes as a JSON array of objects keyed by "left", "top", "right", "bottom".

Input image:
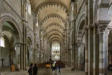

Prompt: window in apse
[{"left": 51, "top": 42, "right": 60, "bottom": 61}]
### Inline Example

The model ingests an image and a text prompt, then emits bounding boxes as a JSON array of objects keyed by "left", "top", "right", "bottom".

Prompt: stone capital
[
  {"left": 84, "top": 24, "right": 96, "bottom": 30},
  {"left": 90, "top": 24, "right": 95, "bottom": 28},
  {"left": 76, "top": 39, "right": 82, "bottom": 47},
  {"left": 84, "top": 25, "right": 89, "bottom": 30},
  {"left": 98, "top": 24, "right": 107, "bottom": 33}
]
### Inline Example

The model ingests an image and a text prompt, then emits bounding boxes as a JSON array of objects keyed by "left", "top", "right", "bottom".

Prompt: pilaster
[{"left": 98, "top": 24, "right": 108, "bottom": 75}]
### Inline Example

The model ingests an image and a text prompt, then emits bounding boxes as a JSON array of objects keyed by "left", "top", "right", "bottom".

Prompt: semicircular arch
[
  {"left": 41, "top": 14, "right": 66, "bottom": 25},
  {"left": 48, "top": 34, "right": 63, "bottom": 41},
  {"left": 43, "top": 23, "right": 65, "bottom": 31},
  {"left": 0, "top": 15, "right": 22, "bottom": 42},
  {"left": 45, "top": 27, "right": 64, "bottom": 34},
  {"left": 41, "top": 17, "right": 65, "bottom": 28}
]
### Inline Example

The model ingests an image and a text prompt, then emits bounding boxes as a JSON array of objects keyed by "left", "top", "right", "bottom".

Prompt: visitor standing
[
  {"left": 52, "top": 61, "right": 56, "bottom": 75},
  {"left": 33, "top": 64, "right": 38, "bottom": 75},
  {"left": 28, "top": 64, "right": 33, "bottom": 75},
  {"left": 11, "top": 64, "right": 15, "bottom": 72}
]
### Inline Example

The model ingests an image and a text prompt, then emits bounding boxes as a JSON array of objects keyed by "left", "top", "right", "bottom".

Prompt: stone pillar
[
  {"left": 98, "top": 25, "right": 108, "bottom": 75},
  {"left": 93, "top": 26, "right": 99, "bottom": 75},
  {"left": 24, "top": 43, "right": 27, "bottom": 69},
  {"left": 75, "top": 41, "right": 80, "bottom": 70},
  {"left": 85, "top": 28, "right": 88, "bottom": 75},
  {"left": 20, "top": 0, "right": 27, "bottom": 70},
  {"left": 87, "top": 0, "right": 94, "bottom": 73},
  {"left": 78, "top": 44, "right": 81, "bottom": 70},
  {"left": 88, "top": 26, "right": 94, "bottom": 75},
  {"left": 76, "top": 39, "right": 81, "bottom": 70},
  {"left": 20, "top": 43, "right": 24, "bottom": 70}
]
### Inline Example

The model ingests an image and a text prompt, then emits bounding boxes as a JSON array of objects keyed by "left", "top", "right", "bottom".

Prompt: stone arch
[
  {"left": 45, "top": 28, "right": 64, "bottom": 35},
  {"left": 76, "top": 12, "right": 86, "bottom": 71},
  {"left": 37, "top": 4, "right": 67, "bottom": 21},
  {"left": 49, "top": 35, "right": 63, "bottom": 42},
  {"left": 77, "top": 14, "right": 86, "bottom": 34},
  {"left": 76, "top": 13, "right": 86, "bottom": 46},
  {"left": 0, "top": 14, "right": 22, "bottom": 42},
  {"left": 48, "top": 33, "right": 63, "bottom": 40},
  {"left": 51, "top": 38, "right": 61, "bottom": 43},
  {"left": 44, "top": 29, "right": 64, "bottom": 38},
  {"left": 41, "top": 14, "right": 66, "bottom": 25},
  {"left": 41, "top": 17, "right": 65, "bottom": 29},
  {"left": 46, "top": 31, "right": 64, "bottom": 38},
  {"left": 0, "top": 15, "right": 22, "bottom": 67},
  {"left": 36, "top": 1, "right": 68, "bottom": 14},
  {"left": 43, "top": 23, "right": 65, "bottom": 31}
]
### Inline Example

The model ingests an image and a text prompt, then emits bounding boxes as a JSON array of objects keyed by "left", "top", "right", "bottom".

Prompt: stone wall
[
  {"left": 0, "top": 0, "right": 22, "bottom": 32},
  {"left": 76, "top": 0, "right": 84, "bottom": 13},
  {"left": 0, "top": 0, "right": 38, "bottom": 69}
]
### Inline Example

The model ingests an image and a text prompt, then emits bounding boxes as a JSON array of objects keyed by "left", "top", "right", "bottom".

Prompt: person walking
[
  {"left": 28, "top": 64, "right": 33, "bottom": 75},
  {"left": 52, "top": 61, "right": 56, "bottom": 75},
  {"left": 33, "top": 64, "right": 38, "bottom": 75},
  {"left": 57, "top": 63, "right": 61, "bottom": 75}
]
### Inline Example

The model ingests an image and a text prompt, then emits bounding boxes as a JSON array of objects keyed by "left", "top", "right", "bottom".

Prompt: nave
[{"left": 0, "top": 0, "right": 112, "bottom": 75}]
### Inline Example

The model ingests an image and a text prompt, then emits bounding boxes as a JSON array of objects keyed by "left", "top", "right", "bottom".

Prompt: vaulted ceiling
[{"left": 30, "top": 0, "right": 71, "bottom": 43}]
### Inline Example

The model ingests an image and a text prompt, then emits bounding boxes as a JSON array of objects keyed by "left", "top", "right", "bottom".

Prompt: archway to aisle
[
  {"left": 0, "top": 21, "right": 21, "bottom": 71},
  {"left": 77, "top": 20, "right": 85, "bottom": 71}
]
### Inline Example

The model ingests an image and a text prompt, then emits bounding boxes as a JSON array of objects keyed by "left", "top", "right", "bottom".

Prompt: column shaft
[
  {"left": 88, "top": 27, "right": 93, "bottom": 75},
  {"left": 99, "top": 26, "right": 108, "bottom": 75},
  {"left": 93, "top": 26, "right": 99, "bottom": 75},
  {"left": 85, "top": 29, "right": 88, "bottom": 75}
]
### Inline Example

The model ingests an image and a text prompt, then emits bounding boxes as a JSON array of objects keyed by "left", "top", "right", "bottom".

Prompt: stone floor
[
  {"left": 60, "top": 68, "right": 85, "bottom": 75},
  {"left": 108, "top": 72, "right": 112, "bottom": 75},
  {"left": 0, "top": 68, "right": 85, "bottom": 75},
  {"left": 0, "top": 68, "right": 112, "bottom": 75},
  {"left": 38, "top": 68, "right": 52, "bottom": 75}
]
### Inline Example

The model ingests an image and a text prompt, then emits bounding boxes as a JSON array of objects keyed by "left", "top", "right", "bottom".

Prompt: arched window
[
  {"left": 0, "top": 37, "right": 5, "bottom": 47},
  {"left": 51, "top": 42, "right": 60, "bottom": 60}
]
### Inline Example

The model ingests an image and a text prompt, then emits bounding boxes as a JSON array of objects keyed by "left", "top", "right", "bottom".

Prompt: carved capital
[
  {"left": 98, "top": 24, "right": 107, "bottom": 33},
  {"left": 84, "top": 24, "right": 96, "bottom": 30},
  {"left": 76, "top": 38, "right": 82, "bottom": 47},
  {"left": 84, "top": 25, "right": 89, "bottom": 30}
]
